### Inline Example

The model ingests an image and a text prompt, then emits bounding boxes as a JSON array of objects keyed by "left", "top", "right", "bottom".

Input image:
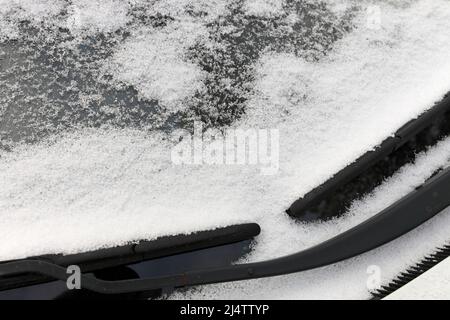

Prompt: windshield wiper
[
  {"left": 288, "top": 93, "right": 450, "bottom": 220},
  {"left": 1, "top": 166, "right": 449, "bottom": 294}
]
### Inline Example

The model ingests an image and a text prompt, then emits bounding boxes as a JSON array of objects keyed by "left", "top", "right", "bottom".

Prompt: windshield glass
[{"left": 1, "top": 0, "right": 450, "bottom": 281}]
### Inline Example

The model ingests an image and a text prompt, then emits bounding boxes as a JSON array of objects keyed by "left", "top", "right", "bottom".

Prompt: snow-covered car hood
[{"left": 1, "top": 0, "right": 450, "bottom": 299}]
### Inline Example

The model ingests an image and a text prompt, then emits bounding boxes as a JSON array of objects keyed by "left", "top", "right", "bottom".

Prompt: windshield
[{"left": 1, "top": 0, "right": 450, "bottom": 300}]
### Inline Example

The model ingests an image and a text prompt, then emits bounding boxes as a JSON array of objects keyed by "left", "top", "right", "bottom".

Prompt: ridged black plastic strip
[
  {"left": 288, "top": 93, "right": 450, "bottom": 218},
  {"left": 0, "top": 223, "right": 260, "bottom": 291},
  {"left": 1, "top": 167, "right": 449, "bottom": 294},
  {"left": 371, "top": 242, "right": 450, "bottom": 300}
]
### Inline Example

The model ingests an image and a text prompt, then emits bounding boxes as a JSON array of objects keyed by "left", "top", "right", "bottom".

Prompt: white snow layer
[
  {"left": 385, "top": 257, "right": 450, "bottom": 300},
  {"left": 1, "top": 0, "right": 450, "bottom": 300},
  {"left": 0, "top": 0, "right": 65, "bottom": 40},
  {"left": 243, "top": 0, "right": 283, "bottom": 17},
  {"left": 106, "top": 21, "right": 208, "bottom": 113},
  {"left": 0, "top": 0, "right": 131, "bottom": 40},
  {"left": 66, "top": 0, "right": 131, "bottom": 36}
]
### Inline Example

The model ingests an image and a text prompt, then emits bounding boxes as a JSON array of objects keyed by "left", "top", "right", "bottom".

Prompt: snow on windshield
[{"left": 1, "top": 0, "right": 450, "bottom": 299}]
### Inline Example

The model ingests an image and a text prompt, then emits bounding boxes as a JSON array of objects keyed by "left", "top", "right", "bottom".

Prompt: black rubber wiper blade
[
  {"left": 288, "top": 93, "right": 450, "bottom": 220},
  {"left": 1, "top": 166, "right": 449, "bottom": 294},
  {"left": 0, "top": 223, "right": 260, "bottom": 292}
]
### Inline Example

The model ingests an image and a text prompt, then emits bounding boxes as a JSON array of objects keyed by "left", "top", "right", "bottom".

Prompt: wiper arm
[{"left": 1, "top": 166, "right": 449, "bottom": 294}]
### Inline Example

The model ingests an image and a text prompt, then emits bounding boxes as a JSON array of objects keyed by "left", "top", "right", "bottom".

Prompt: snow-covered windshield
[
  {"left": 0, "top": 0, "right": 355, "bottom": 147},
  {"left": 1, "top": 2, "right": 450, "bottom": 299}
]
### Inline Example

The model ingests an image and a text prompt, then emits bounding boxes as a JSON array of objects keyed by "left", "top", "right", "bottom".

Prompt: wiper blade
[
  {"left": 0, "top": 223, "right": 260, "bottom": 292},
  {"left": 1, "top": 166, "right": 449, "bottom": 294},
  {"left": 288, "top": 93, "right": 450, "bottom": 220}
]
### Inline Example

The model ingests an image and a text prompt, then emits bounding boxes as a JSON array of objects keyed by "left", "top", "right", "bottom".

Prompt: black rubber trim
[
  {"left": 371, "top": 241, "right": 450, "bottom": 299},
  {"left": 1, "top": 167, "right": 449, "bottom": 294},
  {"left": 0, "top": 223, "right": 260, "bottom": 291},
  {"left": 288, "top": 93, "right": 450, "bottom": 218}
]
